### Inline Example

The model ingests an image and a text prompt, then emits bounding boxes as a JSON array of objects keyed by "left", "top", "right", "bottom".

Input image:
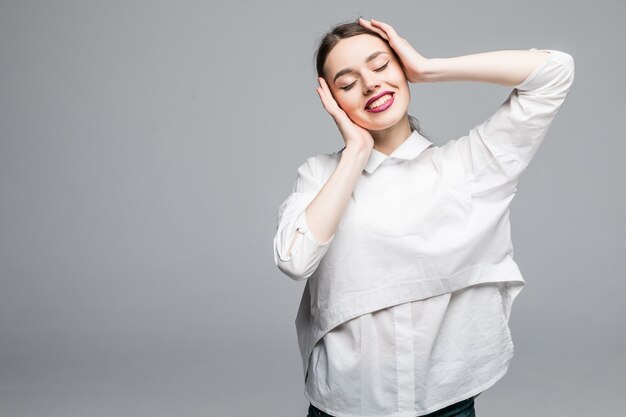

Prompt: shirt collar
[{"left": 363, "top": 129, "right": 433, "bottom": 174}]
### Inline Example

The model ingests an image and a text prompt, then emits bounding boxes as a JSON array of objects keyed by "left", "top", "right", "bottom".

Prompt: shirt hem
[
  {"left": 304, "top": 348, "right": 513, "bottom": 417},
  {"left": 298, "top": 258, "right": 525, "bottom": 382}
]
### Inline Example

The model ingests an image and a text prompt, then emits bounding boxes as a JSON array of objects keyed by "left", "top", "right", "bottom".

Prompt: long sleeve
[
  {"left": 448, "top": 48, "right": 575, "bottom": 198},
  {"left": 273, "top": 155, "right": 335, "bottom": 281}
]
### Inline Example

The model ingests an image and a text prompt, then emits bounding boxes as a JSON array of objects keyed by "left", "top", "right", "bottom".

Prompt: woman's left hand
[{"left": 358, "top": 18, "right": 430, "bottom": 84}]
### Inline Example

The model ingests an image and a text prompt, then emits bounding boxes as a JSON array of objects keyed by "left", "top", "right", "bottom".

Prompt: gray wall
[{"left": 0, "top": 0, "right": 623, "bottom": 416}]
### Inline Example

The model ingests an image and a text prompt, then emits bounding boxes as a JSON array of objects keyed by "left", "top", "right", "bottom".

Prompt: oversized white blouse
[{"left": 273, "top": 48, "right": 575, "bottom": 417}]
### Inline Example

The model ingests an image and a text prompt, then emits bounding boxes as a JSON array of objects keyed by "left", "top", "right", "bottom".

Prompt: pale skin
[{"left": 302, "top": 18, "right": 550, "bottom": 245}]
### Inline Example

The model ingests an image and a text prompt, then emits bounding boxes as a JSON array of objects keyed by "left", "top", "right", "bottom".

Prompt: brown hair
[{"left": 313, "top": 17, "right": 429, "bottom": 138}]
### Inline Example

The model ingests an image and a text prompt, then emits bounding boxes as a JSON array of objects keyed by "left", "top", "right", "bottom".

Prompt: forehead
[{"left": 324, "top": 34, "right": 391, "bottom": 75}]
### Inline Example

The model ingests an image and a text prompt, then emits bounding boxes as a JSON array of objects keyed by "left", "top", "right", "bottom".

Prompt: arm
[
  {"left": 306, "top": 145, "right": 369, "bottom": 243},
  {"left": 273, "top": 145, "right": 370, "bottom": 281},
  {"left": 422, "top": 49, "right": 551, "bottom": 87},
  {"left": 354, "top": 19, "right": 575, "bottom": 198},
  {"left": 355, "top": 19, "right": 552, "bottom": 88},
  {"left": 441, "top": 48, "right": 576, "bottom": 198}
]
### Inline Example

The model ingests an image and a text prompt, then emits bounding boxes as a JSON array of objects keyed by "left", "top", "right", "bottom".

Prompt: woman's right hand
[{"left": 316, "top": 77, "right": 374, "bottom": 154}]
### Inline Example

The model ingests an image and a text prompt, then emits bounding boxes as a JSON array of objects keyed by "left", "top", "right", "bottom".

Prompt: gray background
[{"left": 0, "top": 0, "right": 623, "bottom": 416}]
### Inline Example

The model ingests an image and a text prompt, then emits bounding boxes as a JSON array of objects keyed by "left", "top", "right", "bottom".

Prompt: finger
[
  {"left": 318, "top": 77, "right": 350, "bottom": 124},
  {"left": 369, "top": 20, "right": 411, "bottom": 58},
  {"left": 370, "top": 18, "right": 401, "bottom": 40},
  {"left": 316, "top": 79, "right": 330, "bottom": 107},
  {"left": 359, "top": 19, "right": 412, "bottom": 63},
  {"left": 357, "top": 18, "right": 389, "bottom": 41},
  {"left": 320, "top": 77, "right": 340, "bottom": 106},
  {"left": 318, "top": 77, "right": 334, "bottom": 104},
  {"left": 316, "top": 88, "right": 330, "bottom": 113},
  {"left": 317, "top": 78, "right": 339, "bottom": 114}
]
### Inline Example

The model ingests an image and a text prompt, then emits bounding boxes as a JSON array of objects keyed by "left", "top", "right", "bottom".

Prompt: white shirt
[{"left": 273, "top": 48, "right": 575, "bottom": 417}]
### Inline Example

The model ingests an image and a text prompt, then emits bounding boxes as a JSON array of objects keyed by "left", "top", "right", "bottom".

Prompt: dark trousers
[{"left": 307, "top": 393, "right": 478, "bottom": 417}]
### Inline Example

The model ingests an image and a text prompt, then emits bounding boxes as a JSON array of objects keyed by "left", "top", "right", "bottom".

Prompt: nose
[{"left": 361, "top": 73, "right": 381, "bottom": 95}]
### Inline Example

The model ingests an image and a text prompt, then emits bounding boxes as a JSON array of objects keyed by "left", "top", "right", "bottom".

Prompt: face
[{"left": 323, "top": 34, "right": 410, "bottom": 131}]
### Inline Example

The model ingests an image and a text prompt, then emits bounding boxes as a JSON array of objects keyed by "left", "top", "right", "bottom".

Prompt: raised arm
[
  {"left": 356, "top": 18, "right": 553, "bottom": 88},
  {"left": 422, "top": 49, "right": 552, "bottom": 87},
  {"left": 441, "top": 48, "right": 576, "bottom": 198},
  {"left": 357, "top": 14, "right": 576, "bottom": 199}
]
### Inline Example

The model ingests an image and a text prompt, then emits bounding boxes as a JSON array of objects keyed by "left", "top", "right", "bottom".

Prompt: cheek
[
  {"left": 345, "top": 97, "right": 365, "bottom": 115},
  {"left": 331, "top": 90, "right": 348, "bottom": 109},
  {"left": 335, "top": 94, "right": 358, "bottom": 113}
]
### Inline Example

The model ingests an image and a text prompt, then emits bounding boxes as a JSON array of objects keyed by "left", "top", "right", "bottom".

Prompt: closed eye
[{"left": 340, "top": 61, "right": 390, "bottom": 91}]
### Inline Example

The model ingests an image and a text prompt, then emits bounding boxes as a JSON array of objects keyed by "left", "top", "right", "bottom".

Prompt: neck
[{"left": 369, "top": 115, "right": 413, "bottom": 156}]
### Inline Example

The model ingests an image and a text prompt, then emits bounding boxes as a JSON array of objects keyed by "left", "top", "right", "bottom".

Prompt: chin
[{"left": 357, "top": 107, "right": 408, "bottom": 131}]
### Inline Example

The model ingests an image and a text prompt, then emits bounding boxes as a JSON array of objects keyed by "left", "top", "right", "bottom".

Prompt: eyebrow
[{"left": 333, "top": 51, "right": 389, "bottom": 84}]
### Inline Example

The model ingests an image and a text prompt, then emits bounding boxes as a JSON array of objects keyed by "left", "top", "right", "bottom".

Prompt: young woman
[{"left": 273, "top": 17, "right": 575, "bottom": 417}]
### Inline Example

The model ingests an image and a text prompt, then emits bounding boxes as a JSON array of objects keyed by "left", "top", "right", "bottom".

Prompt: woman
[{"left": 272, "top": 17, "right": 575, "bottom": 417}]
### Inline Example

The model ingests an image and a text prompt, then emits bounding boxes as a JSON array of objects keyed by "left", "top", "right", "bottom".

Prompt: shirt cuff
[
  {"left": 515, "top": 48, "right": 574, "bottom": 91},
  {"left": 292, "top": 209, "right": 335, "bottom": 247}
]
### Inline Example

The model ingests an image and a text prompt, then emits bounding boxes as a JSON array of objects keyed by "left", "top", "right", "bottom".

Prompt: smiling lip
[
  {"left": 365, "top": 91, "right": 394, "bottom": 109},
  {"left": 365, "top": 92, "right": 394, "bottom": 113}
]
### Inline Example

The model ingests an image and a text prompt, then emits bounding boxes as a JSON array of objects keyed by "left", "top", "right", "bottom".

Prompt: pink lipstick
[{"left": 365, "top": 92, "right": 394, "bottom": 113}]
